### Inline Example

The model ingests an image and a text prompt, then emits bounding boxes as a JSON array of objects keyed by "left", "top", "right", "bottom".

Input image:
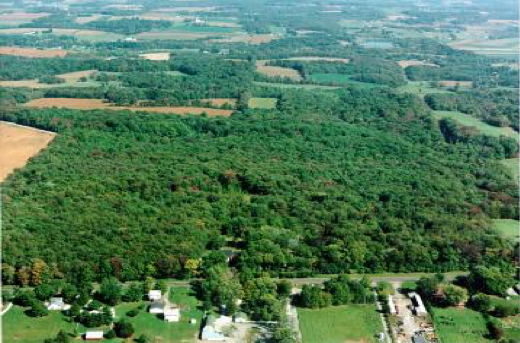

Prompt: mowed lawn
[
  {"left": 492, "top": 219, "right": 519, "bottom": 242},
  {"left": 432, "top": 307, "right": 492, "bottom": 343},
  {"left": 249, "top": 97, "right": 277, "bottom": 109},
  {"left": 3, "top": 306, "right": 76, "bottom": 343},
  {"left": 298, "top": 304, "right": 383, "bottom": 343},
  {"left": 432, "top": 111, "right": 519, "bottom": 141}
]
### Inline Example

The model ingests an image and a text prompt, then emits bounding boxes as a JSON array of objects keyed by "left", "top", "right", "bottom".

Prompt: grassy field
[
  {"left": 253, "top": 81, "right": 339, "bottom": 90},
  {"left": 298, "top": 304, "right": 383, "bottom": 343},
  {"left": 309, "top": 73, "right": 384, "bottom": 89},
  {"left": 501, "top": 158, "right": 519, "bottom": 181},
  {"left": 502, "top": 315, "right": 520, "bottom": 342},
  {"left": 432, "top": 111, "right": 519, "bottom": 141},
  {"left": 248, "top": 97, "right": 277, "bottom": 109},
  {"left": 397, "top": 81, "right": 453, "bottom": 95},
  {"left": 432, "top": 307, "right": 492, "bottom": 343},
  {"left": 492, "top": 219, "right": 519, "bottom": 242},
  {"left": 3, "top": 306, "right": 78, "bottom": 343}
]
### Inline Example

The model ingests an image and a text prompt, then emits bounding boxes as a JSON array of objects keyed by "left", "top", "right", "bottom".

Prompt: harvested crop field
[
  {"left": 139, "top": 52, "right": 170, "bottom": 61},
  {"left": 24, "top": 98, "right": 233, "bottom": 116},
  {"left": 0, "top": 121, "right": 56, "bottom": 182},
  {"left": 256, "top": 60, "right": 302, "bottom": 81},
  {"left": 0, "top": 70, "right": 97, "bottom": 89},
  {"left": 56, "top": 70, "right": 97, "bottom": 82},
  {"left": 440, "top": 81, "right": 473, "bottom": 88},
  {"left": 0, "top": 46, "right": 68, "bottom": 58},
  {"left": 398, "top": 60, "right": 438, "bottom": 68},
  {"left": 0, "top": 28, "right": 123, "bottom": 42},
  {"left": 212, "top": 33, "right": 279, "bottom": 44},
  {"left": 0, "top": 11, "right": 49, "bottom": 24},
  {"left": 201, "top": 98, "right": 237, "bottom": 107}
]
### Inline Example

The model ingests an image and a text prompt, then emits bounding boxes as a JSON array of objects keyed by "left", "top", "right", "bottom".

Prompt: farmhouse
[
  {"left": 149, "top": 301, "right": 165, "bottom": 314},
  {"left": 84, "top": 331, "right": 104, "bottom": 340},
  {"left": 148, "top": 290, "right": 162, "bottom": 301},
  {"left": 409, "top": 293, "right": 428, "bottom": 316},
  {"left": 46, "top": 297, "right": 69, "bottom": 311},
  {"left": 164, "top": 305, "right": 180, "bottom": 322}
]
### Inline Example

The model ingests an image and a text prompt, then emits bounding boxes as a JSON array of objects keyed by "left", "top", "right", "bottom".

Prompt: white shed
[
  {"left": 149, "top": 301, "right": 165, "bottom": 314},
  {"left": 148, "top": 290, "right": 162, "bottom": 301},
  {"left": 164, "top": 306, "right": 180, "bottom": 322},
  {"left": 85, "top": 331, "right": 104, "bottom": 340}
]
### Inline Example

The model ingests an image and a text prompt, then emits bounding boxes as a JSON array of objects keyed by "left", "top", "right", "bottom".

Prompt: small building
[
  {"left": 201, "top": 315, "right": 232, "bottom": 341},
  {"left": 409, "top": 292, "right": 428, "bottom": 316},
  {"left": 164, "top": 305, "right": 180, "bottom": 322},
  {"left": 148, "top": 290, "right": 162, "bottom": 301},
  {"left": 149, "top": 301, "right": 165, "bottom": 314},
  {"left": 47, "top": 297, "right": 69, "bottom": 311},
  {"left": 387, "top": 295, "right": 397, "bottom": 314},
  {"left": 233, "top": 311, "right": 248, "bottom": 323},
  {"left": 84, "top": 331, "right": 104, "bottom": 340}
]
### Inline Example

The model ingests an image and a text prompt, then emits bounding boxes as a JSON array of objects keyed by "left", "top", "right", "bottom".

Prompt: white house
[
  {"left": 409, "top": 293, "right": 427, "bottom": 316},
  {"left": 84, "top": 331, "right": 104, "bottom": 340},
  {"left": 164, "top": 305, "right": 180, "bottom": 322},
  {"left": 149, "top": 301, "right": 165, "bottom": 314},
  {"left": 387, "top": 295, "right": 397, "bottom": 314},
  {"left": 46, "top": 297, "right": 70, "bottom": 311},
  {"left": 148, "top": 290, "right": 162, "bottom": 301}
]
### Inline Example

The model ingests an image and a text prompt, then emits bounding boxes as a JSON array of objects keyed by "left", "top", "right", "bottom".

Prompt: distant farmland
[
  {"left": 256, "top": 60, "right": 302, "bottom": 81},
  {"left": 24, "top": 98, "right": 234, "bottom": 116},
  {"left": 0, "top": 122, "right": 56, "bottom": 182},
  {"left": 0, "top": 46, "right": 68, "bottom": 58}
]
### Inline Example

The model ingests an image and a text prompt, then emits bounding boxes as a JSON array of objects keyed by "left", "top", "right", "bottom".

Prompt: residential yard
[
  {"left": 492, "top": 219, "right": 519, "bottom": 242},
  {"left": 298, "top": 304, "right": 383, "bottom": 343},
  {"left": 115, "top": 287, "right": 203, "bottom": 343},
  {"left": 248, "top": 97, "right": 277, "bottom": 109},
  {"left": 3, "top": 306, "right": 77, "bottom": 343},
  {"left": 501, "top": 315, "right": 520, "bottom": 342},
  {"left": 432, "top": 307, "right": 492, "bottom": 343}
]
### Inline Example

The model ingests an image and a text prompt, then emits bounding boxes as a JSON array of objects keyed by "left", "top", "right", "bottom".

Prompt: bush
[
  {"left": 126, "top": 309, "right": 139, "bottom": 317},
  {"left": 104, "top": 330, "right": 116, "bottom": 339},
  {"left": 114, "top": 320, "right": 134, "bottom": 338}
]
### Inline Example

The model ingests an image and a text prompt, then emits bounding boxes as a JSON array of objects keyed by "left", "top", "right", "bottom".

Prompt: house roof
[
  {"left": 164, "top": 306, "right": 180, "bottom": 316},
  {"left": 150, "top": 301, "right": 165, "bottom": 310},
  {"left": 149, "top": 290, "right": 161, "bottom": 297},
  {"left": 85, "top": 331, "right": 104, "bottom": 339}
]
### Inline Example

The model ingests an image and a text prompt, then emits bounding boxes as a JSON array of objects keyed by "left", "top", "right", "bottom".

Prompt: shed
[
  {"left": 148, "top": 290, "right": 162, "bottom": 301},
  {"left": 387, "top": 295, "right": 397, "bottom": 314},
  {"left": 409, "top": 292, "right": 427, "bottom": 316},
  {"left": 164, "top": 305, "right": 180, "bottom": 322},
  {"left": 47, "top": 297, "right": 68, "bottom": 311},
  {"left": 85, "top": 331, "right": 104, "bottom": 340},
  {"left": 149, "top": 301, "right": 165, "bottom": 314}
]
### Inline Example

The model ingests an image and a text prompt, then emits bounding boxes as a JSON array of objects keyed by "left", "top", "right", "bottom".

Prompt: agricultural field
[
  {"left": 397, "top": 60, "right": 438, "bottom": 68},
  {"left": 0, "top": 11, "right": 49, "bottom": 25},
  {"left": 309, "top": 73, "right": 384, "bottom": 89},
  {"left": 0, "top": 28, "right": 124, "bottom": 42},
  {"left": 253, "top": 81, "right": 339, "bottom": 90},
  {"left": 248, "top": 97, "right": 277, "bottom": 109},
  {"left": 201, "top": 98, "right": 236, "bottom": 107},
  {"left": 255, "top": 61, "right": 302, "bottom": 81},
  {"left": 0, "top": 70, "right": 100, "bottom": 89},
  {"left": 211, "top": 33, "right": 280, "bottom": 44},
  {"left": 397, "top": 81, "right": 454, "bottom": 95},
  {"left": 0, "top": 121, "right": 55, "bottom": 182},
  {"left": 285, "top": 57, "right": 350, "bottom": 63},
  {"left": 298, "top": 304, "right": 383, "bottom": 343},
  {"left": 0, "top": 47, "right": 68, "bottom": 58},
  {"left": 432, "top": 111, "right": 519, "bottom": 141},
  {"left": 139, "top": 52, "right": 170, "bottom": 61},
  {"left": 492, "top": 219, "right": 519, "bottom": 242},
  {"left": 449, "top": 37, "right": 519, "bottom": 56},
  {"left": 432, "top": 308, "right": 492, "bottom": 343},
  {"left": 24, "top": 98, "right": 233, "bottom": 116}
]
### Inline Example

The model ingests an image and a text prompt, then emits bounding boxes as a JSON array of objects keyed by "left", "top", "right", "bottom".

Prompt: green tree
[
  {"left": 114, "top": 320, "right": 135, "bottom": 338},
  {"left": 98, "top": 278, "right": 122, "bottom": 306}
]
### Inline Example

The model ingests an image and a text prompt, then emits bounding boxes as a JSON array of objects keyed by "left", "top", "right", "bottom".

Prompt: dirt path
[{"left": 287, "top": 291, "right": 302, "bottom": 342}]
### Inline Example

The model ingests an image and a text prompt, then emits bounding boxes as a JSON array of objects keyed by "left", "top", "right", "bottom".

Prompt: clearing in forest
[
  {"left": 255, "top": 60, "right": 302, "bottom": 81},
  {"left": 201, "top": 98, "right": 237, "bottom": 107},
  {"left": 0, "top": 46, "right": 68, "bottom": 58},
  {"left": 398, "top": 60, "right": 438, "bottom": 68},
  {"left": 298, "top": 304, "right": 383, "bottom": 343},
  {"left": 139, "top": 52, "right": 171, "bottom": 61},
  {"left": 439, "top": 80, "right": 473, "bottom": 88},
  {"left": 0, "top": 121, "right": 56, "bottom": 182},
  {"left": 212, "top": 33, "right": 279, "bottom": 44},
  {"left": 248, "top": 98, "right": 277, "bottom": 109},
  {"left": 492, "top": 219, "right": 519, "bottom": 242},
  {"left": 24, "top": 98, "right": 233, "bottom": 116},
  {"left": 285, "top": 57, "right": 350, "bottom": 63}
]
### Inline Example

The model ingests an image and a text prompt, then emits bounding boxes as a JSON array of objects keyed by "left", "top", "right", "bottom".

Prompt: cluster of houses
[{"left": 147, "top": 290, "right": 181, "bottom": 322}]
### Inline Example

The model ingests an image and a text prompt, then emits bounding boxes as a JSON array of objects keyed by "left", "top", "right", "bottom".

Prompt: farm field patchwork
[
  {"left": 298, "top": 304, "right": 383, "bottom": 343},
  {"left": 432, "top": 111, "right": 519, "bottom": 141},
  {"left": 0, "top": 121, "right": 56, "bottom": 182},
  {"left": 432, "top": 307, "right": 492, "bottom": 343},
  {"left": 24, "top": 98, "right": 233, "bottom": 116}
]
